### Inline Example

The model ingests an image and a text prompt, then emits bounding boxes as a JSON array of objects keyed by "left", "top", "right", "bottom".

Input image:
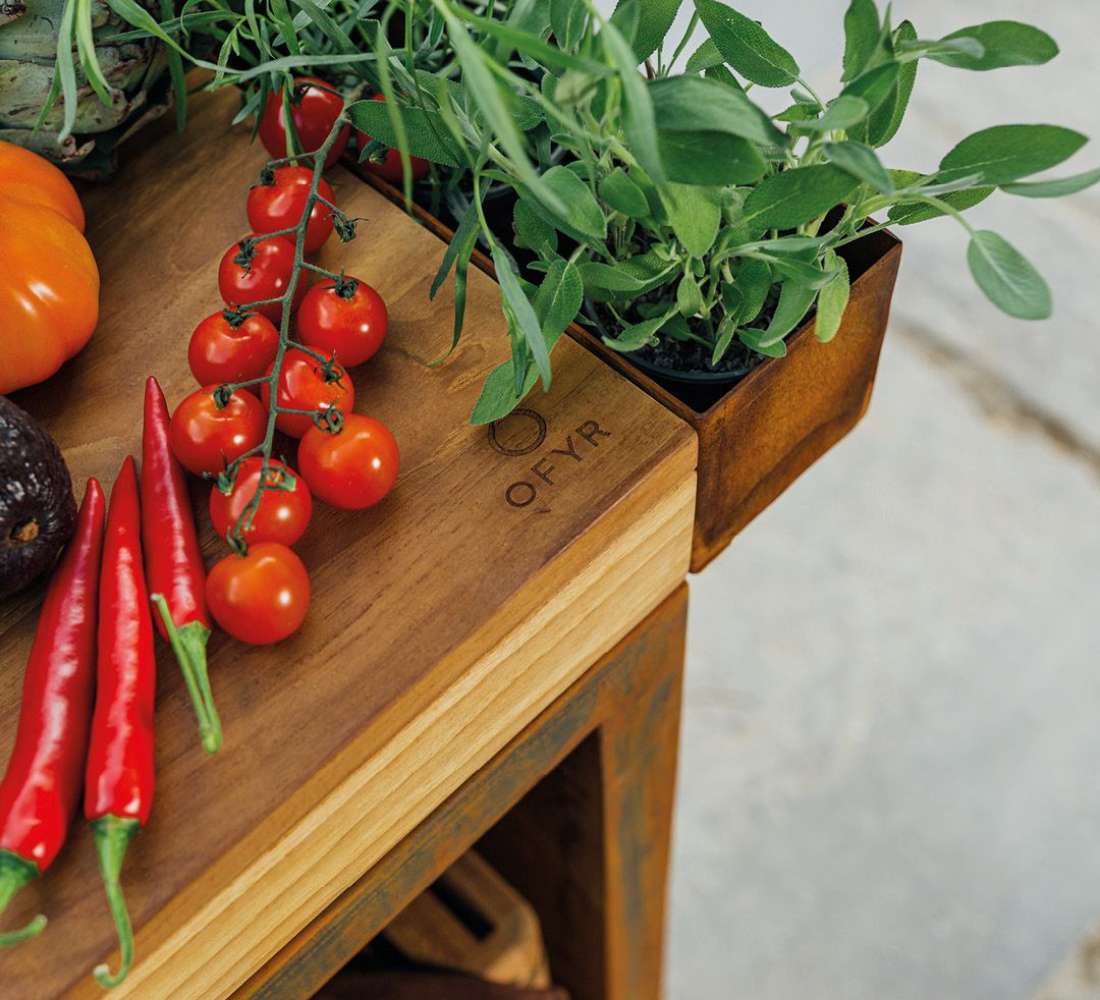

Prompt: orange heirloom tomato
[{"left": 0, "top": 141, "right": 99, "bottom": 394}]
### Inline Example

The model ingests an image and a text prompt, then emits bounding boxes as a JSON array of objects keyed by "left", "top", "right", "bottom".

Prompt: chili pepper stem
[
  {"left": 151, "top": 594, "right": 222, "bottom": 754},
  {"left": 92, "top": 815, "right": 140, "bottom": 989},
  {"left": 0, "top": 850, "right": 46, "bottom": 947}
]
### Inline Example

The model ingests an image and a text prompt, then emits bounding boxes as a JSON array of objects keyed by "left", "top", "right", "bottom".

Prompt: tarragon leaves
[{"left": 693, "top": 0, "right": 800, "bottom": 88}]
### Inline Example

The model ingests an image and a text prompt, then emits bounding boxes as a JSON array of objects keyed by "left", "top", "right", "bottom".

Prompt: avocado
[{"left": 0, "top": 396, "right": 76, "bottom": 599}]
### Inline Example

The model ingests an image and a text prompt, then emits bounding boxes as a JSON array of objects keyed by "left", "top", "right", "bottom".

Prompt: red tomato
[
  {"left": 206, "top": 542, "right": 310, "bottom": 645},
  {"left": 210, "top": 457, "right": 313, "bottom": 546},
  {"left": 261, "top": 348, "right": 354, "bottom": 439},
  {"left": 217, "top": 235, "right": 306, "bottom": 322},
  {"left": 297, "top": 277, "right": 388, "bottom": 368},
  {"left": 298, "top": 414, "right": 399, "bottom": 510},
  {"left": 355, "top": 94, "right": 430, "bottom": 183},
  {"left": 259, "top": 77, "right": 350, "bottom": 168},
  {"left": 188, "top": 309, "right": 280, "bottom": 386},
  {"left": 247, "top": 166, "right": 336, "bottom": 254},
  {"left": 169, "top": 386, "right": 267, "bottom": 476}
]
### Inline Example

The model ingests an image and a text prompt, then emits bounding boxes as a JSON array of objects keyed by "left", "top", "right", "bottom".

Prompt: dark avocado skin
[{"left": 0, "top": 396, "right": 76, "bottom": 600}]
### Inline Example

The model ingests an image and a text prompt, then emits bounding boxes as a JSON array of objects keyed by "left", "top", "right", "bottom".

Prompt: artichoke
[{"left": 0, "top": 0, "right": 170, "bottom": 177}]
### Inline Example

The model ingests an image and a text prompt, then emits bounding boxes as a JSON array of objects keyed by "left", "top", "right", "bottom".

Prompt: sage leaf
[
  {"left": 613, "top": 0, "right": 683, "bottom": 62},
  {"left": 936, "top": 21, "right": 1059, "bottom": 71},
  {"left": 842, "top": 0, "right": 880, "bottom": 83},
  {"left": 658, "top": 132, "right": 768, "bottom": 186},
  {"left": 840, "top": 61, "right": 901, "bottom": 116},
  {"left": 741, "top": 165, "right": 860, "bottom": 230},
  {"left": 550, "top": 0, "right": 587, "bottom": 51},
  {"left": 513, "top": 200, "right": 558, "bottom": 258},
  {"left": 938, "top": 124, "right": 1088, "bottom": 186},
  {"left": 649, "top": 76, "right": 785, "bottom": 146},
  {"left": 346, "top": 100, "right": 464, "bottom": 167},
  {"left": 738, "top": 327, "right": 788, "bottom": 358},
  {"left": 471, "top": 360, "right": 539, "bottom": 425},
  {"left": 538, "top": 165, "right": 608, "bottom": 244},
  {"left": 757, "top": 280, "right": 817, "bottom": 347},
  {"left": 600, "top": 168, "right": 651, "bottom": 217},
  {"left": 733, "top": 258, "right": 773, "bottom": 324},
  {"left": 603, "top": 314, "right": 672, "bottom": 353},
  {"left": 968, "top": 231, "right": 1052, "bottom": 320},
  {"left": 686, "top": 38, "right": 724, "bottom": 72},
  {"left": 712, "top": 314, "right": 739, "bottom": 365},
  {"left": 815, "top": 250, "right": 851, "bottom": 342},
  {"left": 493, "top": 245, "right": 552, "bottom": 389},
  {"left": 601, "top": 16, "right": 666, "bottom": 184},
  {"left": 826, "top": 140, "right": 894, "bottom": 194},
  {"left": 865, "top": 20, "right": 918, "bottom": 147},
  {"left": 888, "top": 186, "right": 994, "bottom": 225},
  {"left": 534, "top": 258, "right": 584, "bottom": 343},
  {"left": 1002, "top": 166, "right": 1100, "bottom": 198},
  {"left": 578, "top": 262, "right": 649, "bottom": 294},
  {"left": 676, "top": 272, "right": 705, "bottom": 318},
  {"left": 693, "top": 0, "right": 800, "bottom": 88},
  {"left": 793, "top": 95, "right": 870, "bottom": 133},
  {"left": 660, "top": 183, "right": 722, "bottom": 256}
]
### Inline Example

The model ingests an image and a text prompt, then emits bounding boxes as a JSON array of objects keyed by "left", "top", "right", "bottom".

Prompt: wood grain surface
[{"left": 0, "top": 88, "right": 696, "bottom": 999}]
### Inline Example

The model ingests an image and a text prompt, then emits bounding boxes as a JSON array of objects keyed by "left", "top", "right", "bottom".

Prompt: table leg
[{"left": 236, "top": 583, "right": 688, "bottom": 1000}]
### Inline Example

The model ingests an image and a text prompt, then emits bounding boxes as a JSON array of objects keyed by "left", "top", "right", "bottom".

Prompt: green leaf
[
  {"left": 649, "top": 76, "right": 785, "bottom": 146},
  {"left": 712, "top": 314, "right": 739, "bottom": 365},
  {"left": 693, "top": 0, "right": 800, "bottom": 87},
  {"left": 842, "top": 0, "right": 880, "bottom": 83},
  {"left": 1001, "top": 166, "right": 1100, "bottom": 198},
  {"left": 865, "top": 20, "right": 918, "bottom": 147},
  {"left": 550, "top": 0, "right": 587, "bottom": 51},
  {"left": 601, "top": 15, "right": 666, "bottom": 184},
  {"left": 741, "top": 165, "right": 861, "bottom": 230},
  {"left": 936, "top": 21, "right": 1059, "bottom": 71},
  {"left": 456, "top": 8, "right": 611, "bottom": 76},
  {"left": 346, "top": 100, "right": 464, "bottom": 167},
  {"left": 536, "top": 165, "right": 608, "bottom": 245},
  {"left": 792, "top": 95, "right": 869, "bottom": 133},
  {"left": 676, "top": 272, "right": 705, "bottom": 317},
  {"left": 534, "top": 258, "right": 584, "bottom": 343},
  {"left": 888, "top": 186, "right": 994, "bottom": 225},
  {"left": 658, "top": 132, "right": 768, "bottom": 186},
  {"left": 686, "top": 38, "right": 724, "bottom": 72},
  {"left": 578, "top": 262, "right": 649, "bottom": 294},
  {"left": 513, "top": 200, "right": 558, "bottom": 258},
  {"left": 826, "top": 140, "right": 894, "bottom": 193},
  {"left": 840, "top": 61, "right": 901, "bottom": 116},
  {"left": 603, "top": 314, "right": 673, "bottom": 353},
  {"left": 614, "top": 0, "right": 684, "bottom": 62},
  {"left": 732, "top": 258, "right": 773, "bottom": 324},
  {"left": 967, "top": 230, "right": 1052, "bottom": 320},
  {"left": 659, "top": 183, "right": 722, "bottom": 256},
  {"left": 493, "top": 245, "right": 552, "bottom": 389},
  {"left": 738, "top": 327, "right": 788, "bottom": 358},
  {"left": 471, "top": 361, "right": 538, "bottom": 425},
  {"left": 600, "top": 168, "right": 651, "bottom": 217},
  {"left": 815, "top": 250, "right": 850, "bottom": 342},
  {"left": 756, "top": 280, "right": 817, "bottom": 346},
  {"left": 938, "top": 125, "right": 1089, "bottom": 186}
]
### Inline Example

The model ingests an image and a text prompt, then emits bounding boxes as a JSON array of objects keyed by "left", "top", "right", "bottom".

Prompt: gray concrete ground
[{"left": 621, "top": 2, "right": 1100, "bottom": 998}]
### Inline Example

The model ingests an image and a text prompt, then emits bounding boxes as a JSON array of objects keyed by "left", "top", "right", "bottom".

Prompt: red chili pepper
[
  {"left": 141, "top": 376, "right": 221, "bottom": 753},
  {"left": 85, "top": 456, "right": 156, "bottom": 989},
  {"left": 0, "top": 480, "right": 105, "bottom": 947}
]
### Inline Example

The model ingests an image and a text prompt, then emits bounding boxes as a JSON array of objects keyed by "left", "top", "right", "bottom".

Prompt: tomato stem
[{"left": 217, "top": 114, "right": 352, "bottom": 552}]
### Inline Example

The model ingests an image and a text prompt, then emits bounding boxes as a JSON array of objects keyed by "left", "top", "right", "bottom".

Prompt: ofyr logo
[{"left": 488, "top": 409, "right": 611, "bottom": 511}]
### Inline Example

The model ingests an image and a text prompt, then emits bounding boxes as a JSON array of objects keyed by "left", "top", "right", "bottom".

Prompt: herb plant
[{"left": 364, "top": 0, "right": 1099, "bottom": 422}]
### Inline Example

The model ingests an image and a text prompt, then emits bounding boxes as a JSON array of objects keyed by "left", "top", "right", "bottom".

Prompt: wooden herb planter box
[
  {"left": 354, "top": 170, "right": 902, "bottom": 572},
  {"left": 0, "top": 89, "right": 695, "bottom": 998}
]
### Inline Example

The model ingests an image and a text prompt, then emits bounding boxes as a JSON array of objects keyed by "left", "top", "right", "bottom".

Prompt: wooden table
[{"left": 0, "top": 90, "right": 696, "bottom": 998}]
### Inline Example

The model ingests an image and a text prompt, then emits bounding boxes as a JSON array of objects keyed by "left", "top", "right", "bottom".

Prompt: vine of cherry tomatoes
[{"left": 168, "top": 86, "right": 399, "bottom": 646}]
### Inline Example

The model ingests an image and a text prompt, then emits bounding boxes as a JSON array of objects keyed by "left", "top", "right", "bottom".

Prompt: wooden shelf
[{"left": 0, "top": 89, "right": 696, "bottom": 1000}]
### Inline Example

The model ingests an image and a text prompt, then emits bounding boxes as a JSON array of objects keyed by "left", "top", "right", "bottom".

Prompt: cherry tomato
[
  {"left": 298, "top": 414, "right": 399, "bottom": 510},
  {"left": 247, "top": 166, "right": 336, "bottom": 254},
  {"left": 217, "top": 235, "right": 306, "bottom": 322},
  {"left": 188, "top": 309, "right": 280, "bottom": 386},
  {"left": 261, "top": 348, "right": 354, "bottom": 439},
  {"left": 297, "top": 277, "right": 388, "bottom": 368},
  {"left": 355, "top": 94, "right": 430, "bottom": 184},
  {"left": 210, "top": 457, "right": 313, "bottom": 547},
  {"left": 169, "top": 386, "right": 267, "bottom": 476},
  {"left": 259, "top": 77, "right": 350, "bottom": 168},
  {"left": 206, "top": 542, "right": 310, "bottom": 645}
]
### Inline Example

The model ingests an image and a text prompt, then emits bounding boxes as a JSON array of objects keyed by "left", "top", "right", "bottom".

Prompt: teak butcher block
[{"left": 0, "top": 89, "right": 696, "bottom": 999}]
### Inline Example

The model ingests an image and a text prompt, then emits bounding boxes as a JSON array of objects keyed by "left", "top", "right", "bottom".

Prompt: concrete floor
[{"left": 632, "top": 3, "right": 1100, "bottom": 998}]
